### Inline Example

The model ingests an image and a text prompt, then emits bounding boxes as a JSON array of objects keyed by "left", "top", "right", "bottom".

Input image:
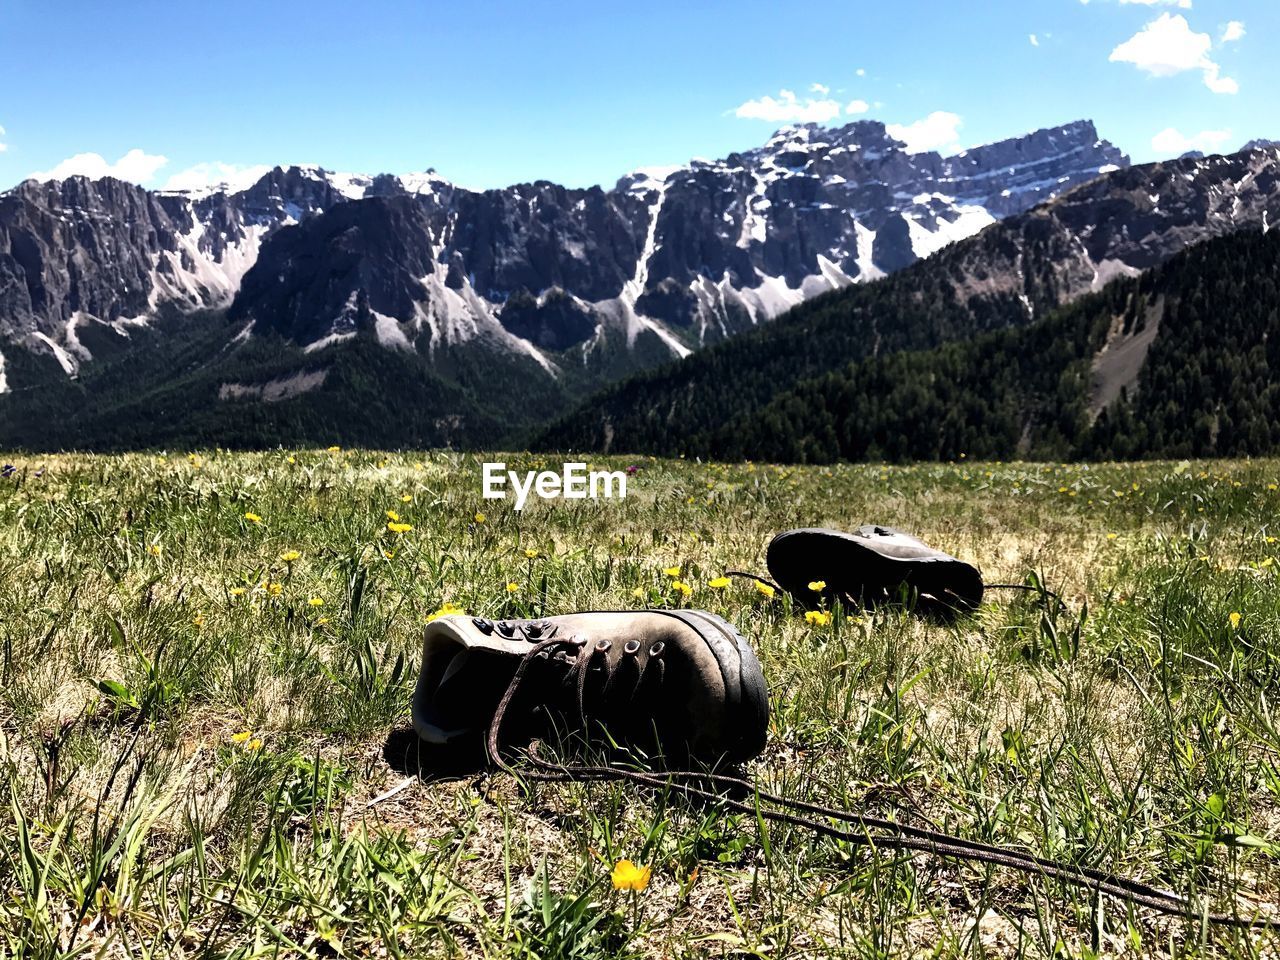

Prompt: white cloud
[
  {"left": 1030, "top": 33, "right": 1040, "bottom": 46},
  {"left": 1200, "top": 61, "right": 1239, "bottom": 94},
  {"left": 845, "top": 99, "right": 870, "bottom": 115},
  {"left": 1221, "top": 20, "right": 1245, "bottom": 43},
  {"left": 810, "top": 82, "right": 830, "bottom": 96},
  {"left": 30, "top": 148, "right": 169, "bottom": 184},
  {"left": 855, "top": 68, "right": 866, "bottom": 77},
  {"left": 0, "top": 124, "right": 7, "bottom": 153},
  {"left": 162, "top": 161, "right": 272, "bottom": 193},
  {"left": 1109, "top": 13, "right": 1238, "bottom": 94},
  {"left": 734, "top": 88, "right": 871, "bottom": 123},
  {"left": 886, "top": 111, "right": 963, "bottom": 153},
  {"left": 1151, "top": 126, "right": 1232, "bottom": 154}
]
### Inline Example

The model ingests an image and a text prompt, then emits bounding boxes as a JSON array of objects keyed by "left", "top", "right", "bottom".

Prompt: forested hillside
[{"left": 537, "top": 229, "right": 1280, "bottom": 462}]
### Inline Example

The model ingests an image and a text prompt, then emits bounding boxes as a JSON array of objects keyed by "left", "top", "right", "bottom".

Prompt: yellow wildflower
[
  {"left": 386, "top": 509, "right": 401, "bottom": 522},
  {"left": 267, "top": 582, "right": 283, "bottom": 597},
  {"left": 193, "top": 614, "right": 205, "bottom": 629},
  {"left": 662, "top": 566, "right": 681, "bottom": 578},
  {"left": 427, "top": 602, "right": 464, "bottom": 621},
  {"left": 707, "top": 576, "right": 731, "bottom": 589},
  {"left": 327, "top": 445, "right": 341, "bottom": 453},
  {"left": 280, "top": 550, "right": 301, "bottom": 563},
  {"left": 387, "top": 521, "right": 413, "bottom": 534},
  {"left": 807, "top": 580, "right": 827, "bottom": 592},
  {"left": 1229, "top": 611, "right": 1242, "bottom": 630},
  {"left": 287, "top": 456, "right": 296, "bottom": 465},
  {"left": 401, "top": 494, "right": 413, "bottom": 503},
  {"left": 754, "top": 581, "right": 775, "bottom": 599},
  {"left": 308, "top": 597, "right": 324, "bottom": 607},
  {"left": 383, "top": 549, "right": 396, "bottom": 559},
  {"left": 524, "top": 548, "right": 539, "bottom": 559},
  {"left": 147, "top": 544, "right": 163, "bottom": 556},
  {"left": 506, "top": 581, "right": 520, "bottom": 593},
  {"left": 316, "top": 617, "right": 330, "bottom": 625},
  {"left": 632, "top": 587, "right": 646, "bottom": 599},
  {"left": 230, "top": 730, "right": 252, "bottom": 743},
  {"left": 246, "top": 738, "right": 263, "bottom": 752},
  {"left": 805, "top": 610, "right": 833, "bottom": 627},
  {"left": 229, "top": 587, "right": 247, "bottom": 597},
  {"left": 1106, "top": 533, "right": 1118, "bottom": 541},
  {"left": 474, "top": 512, "right": 487, "bottom": 524},
  {"left": 244, "top": 512, "right": 263, "bottom": 524},
  {"left": 611, "top": 860, "right": 652, "bottom": 892},
  {"left": 671, "top": 580, "right": 693, "bottom": 598}
]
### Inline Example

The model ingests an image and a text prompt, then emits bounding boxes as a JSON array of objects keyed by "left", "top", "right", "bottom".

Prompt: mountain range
[
  {"left": 0, "top": 120, "right": 1277, "bottom": 455},
  {"left": 538, "top": 145, "right": 1280, "bottom": 459}
]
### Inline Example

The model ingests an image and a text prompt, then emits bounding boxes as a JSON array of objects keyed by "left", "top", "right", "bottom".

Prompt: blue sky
[{"left": 0, "top": 0, "right": 1275, "bottom": 192}]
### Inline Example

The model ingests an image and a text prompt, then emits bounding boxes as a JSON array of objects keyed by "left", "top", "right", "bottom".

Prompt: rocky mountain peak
[{"left": 2, "top": 118, "right": 1134, "bottom": 392}]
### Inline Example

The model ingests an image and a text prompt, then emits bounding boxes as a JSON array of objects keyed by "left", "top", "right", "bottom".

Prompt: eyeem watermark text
[{"left": 482, "top": 462, "right": 627, "bottom": 511}]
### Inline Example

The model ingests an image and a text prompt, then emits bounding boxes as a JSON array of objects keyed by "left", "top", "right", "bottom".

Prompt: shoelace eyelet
[
  {"left": 648, "top": 641, "right": 665, "bottom": 657},
  {"left": 623, "top": 640, "right": 641, "bottom": 656},
  {"left": 472, "top": 617, "right": 494, "bottom": 634},
  {"left": 594, "top": 640, "right": 612, "bottom": 653}
]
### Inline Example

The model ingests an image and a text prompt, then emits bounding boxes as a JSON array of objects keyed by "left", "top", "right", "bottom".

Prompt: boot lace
[{"left": 484, "top": 637, "right": 1279, "bottom": 931}]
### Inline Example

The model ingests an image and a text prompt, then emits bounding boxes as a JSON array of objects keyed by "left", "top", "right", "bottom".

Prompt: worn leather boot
[
  {"left": 767, "top": 526, "right": 984, "bottom": 612},
  {"left": 412, "top": 610, "right": 770, "bottom": 765}
]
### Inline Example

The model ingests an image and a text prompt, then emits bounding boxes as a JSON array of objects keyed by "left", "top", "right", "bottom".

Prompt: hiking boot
[
  {"left": 411, "top": 610, "right": 770, "bottom": 765},
  {"left": 766, "top": 526, "right": 984, "bottom": 613}
]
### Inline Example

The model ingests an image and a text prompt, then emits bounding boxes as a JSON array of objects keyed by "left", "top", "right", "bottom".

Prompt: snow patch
[
  {"left": 854, "top": 222, "right": 885, "bottom": 281},
  {"left": 303, "top": 331, "right": 357, "bottom": 354},
  {"left": 905, "top": 204, "right": 997, "bottom": 260},
  {"left": 594, "top": 177, "right": 690, "bottom": 359},
  {"left": 30, "top": 332, "right": 78, "bottom": 375},
  {"left": 219, "top": 369, "right": 329, "bottom": 402},
  {"left": 149, "top": 217, "right": 269, "bottom": 310},
  {"left": 815, "top": 254, "right": 854, "bottom": 289},
  {"left": 0, "top": 351, "right": 7, "bottom": 394},
  {"left": 738, "top": 173, "right": 770, "bottom": 248},
  {"left": 373, "top": 310, "right": 413, "bottom": 351},
  {"left": 399, "top": 171, "right": 453, "bottom": 196},
  {"left": 65, "top": 312, "right": 96, "bottom": 363},
  {"left": 1091, "top": 258, "right": 1141, "bottom": 290},
  {"left": 111, "top": 314, "right": 151, "bottom": 337}
]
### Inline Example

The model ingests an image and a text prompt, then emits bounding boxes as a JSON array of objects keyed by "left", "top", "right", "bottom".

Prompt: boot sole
[
  {"left": 767, "top": 527, "right": 984, "bottom": 610},
  {"left": 660, "top": 609, "right": 770, "bottom": 765}
]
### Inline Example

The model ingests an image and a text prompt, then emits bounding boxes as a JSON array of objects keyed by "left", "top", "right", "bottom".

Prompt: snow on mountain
[{"left": 1, "top": 119, "right": 1132, "bottom": 384}]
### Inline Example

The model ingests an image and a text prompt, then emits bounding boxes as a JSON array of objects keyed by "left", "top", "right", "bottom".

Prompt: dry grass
[{"left": 0, "top": 451, "right": 1278, "bottom": 958}]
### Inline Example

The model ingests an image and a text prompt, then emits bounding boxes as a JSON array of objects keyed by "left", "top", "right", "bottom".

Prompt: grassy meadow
[{"left": 1, "top": 450, "right": 1278, "bottom": 958}]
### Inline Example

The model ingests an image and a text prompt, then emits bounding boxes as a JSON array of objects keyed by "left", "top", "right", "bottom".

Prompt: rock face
[
  {"left": 830, "top": 141, "right": 1280, "bottom": 338},
  {"left": 0, "top": 120, "right": 1129, "bottom": 388},
  {"left": 0, "top": 167, "right": 341, "bottom": 374},
  {"left": 539, "top": 145, "right": 1280, "bottom": 456}
]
